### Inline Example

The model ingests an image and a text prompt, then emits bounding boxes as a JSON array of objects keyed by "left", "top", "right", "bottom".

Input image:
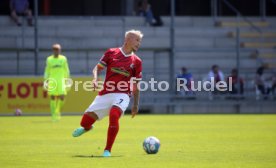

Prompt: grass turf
[{"left": 0, "top": 114, "right": 276, "bottom": 168}]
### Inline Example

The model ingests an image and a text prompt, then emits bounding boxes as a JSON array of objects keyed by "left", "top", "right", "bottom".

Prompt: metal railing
[
  {"left": 219, "top": 0, "right": 262, "bottom": 33},
  {"left": 212, "top": 0, "right": 265, "bottom": 93},
  {"left": 213, "top": 0, "right": 276, "bottom": 21}
]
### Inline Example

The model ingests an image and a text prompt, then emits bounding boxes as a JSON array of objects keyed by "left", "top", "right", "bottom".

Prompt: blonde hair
[
  {"left": 125, "top": 29, "right": 143, "bottom": 38},
  {"left": 52, "top": 43, "right": 61, "bottom": 49}
]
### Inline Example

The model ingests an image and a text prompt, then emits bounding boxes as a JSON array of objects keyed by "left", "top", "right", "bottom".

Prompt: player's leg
[
  {"left": 53, "top": 78, "right": 67, "bottom": 120},
  {"left": 55, "top": 95, "right": 65, "bottom": 120},
  {"left": 103, "top": 93, "right": 130, "bottom": 157},
  {"left": 47, "top": 77, "right": 61, "bottom": 121},
  {"left": 72, "top": 94, "right": 112, "bottom": 137},
  {"left": 49, "top": 95, "right": 58, "bottom": 121},
  {"left": 72, "top": 111, "right": 98, "bottom": 137},
  {"left": 81, "top": 112, "right": 98, "bottom": 130},
  {"left": 103, "top": 106, "right": 122, "bottom": 157}
]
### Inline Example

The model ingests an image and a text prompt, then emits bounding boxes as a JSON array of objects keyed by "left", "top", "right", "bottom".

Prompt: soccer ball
[
  {"left": 14, "top": 108, "right": 22, "bottom": 116},
  {"left": 143, "top": 136, "right": 160, "bottom": 154}
]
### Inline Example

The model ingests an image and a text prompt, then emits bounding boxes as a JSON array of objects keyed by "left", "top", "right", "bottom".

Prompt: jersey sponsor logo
[{"left": 111, "top": 67, "right": 130, "bottom": 77}]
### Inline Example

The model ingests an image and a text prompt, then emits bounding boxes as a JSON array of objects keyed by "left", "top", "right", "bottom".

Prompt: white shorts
[{"left": 85, "top": 93, "right": 130, "bottom": 120}]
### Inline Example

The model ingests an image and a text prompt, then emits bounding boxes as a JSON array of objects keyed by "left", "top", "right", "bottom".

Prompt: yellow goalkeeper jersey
[
  {"left": 44, "top": 54, "right": 70, "bottom": 80},
  {"left": 44, "top": 55, "right": 70, "bottom": 95}
]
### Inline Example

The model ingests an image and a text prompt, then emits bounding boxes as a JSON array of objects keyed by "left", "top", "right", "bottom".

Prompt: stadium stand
[{"left": 0, "top": 16, "right": 275, "bottom": 113}]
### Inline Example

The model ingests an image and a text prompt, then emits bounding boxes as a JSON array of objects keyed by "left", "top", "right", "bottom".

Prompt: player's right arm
[
  {"left": 92, "top": 64, "right": 104, "bottom": 90},
  {"left": 92, "top": 50, "right": 110, "bottom": 90}
]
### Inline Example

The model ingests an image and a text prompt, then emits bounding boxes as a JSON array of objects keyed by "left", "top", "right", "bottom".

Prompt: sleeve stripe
[
  {"left": 97, "top": 64, "right": 105, "bottom": 69},
  {"left": 98, "top": 62, "right": 106, "bottom": 68}
]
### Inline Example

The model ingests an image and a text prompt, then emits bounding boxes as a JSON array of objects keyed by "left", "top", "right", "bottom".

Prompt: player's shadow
[{"left": 73, "top": 155, "right": 123, "bottom": 158}]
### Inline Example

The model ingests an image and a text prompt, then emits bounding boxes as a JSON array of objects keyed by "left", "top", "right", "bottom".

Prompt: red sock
[
  {"left": 104, "top": 106, "right": 121, "bottom": 152},
  {"left": 80, "top": 113, "right": 96, "bottom": 130}
]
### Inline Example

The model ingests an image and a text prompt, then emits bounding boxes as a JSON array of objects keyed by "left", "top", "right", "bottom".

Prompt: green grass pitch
[{"left": 0, "top": 114, "right": 276, "bottom": 168}]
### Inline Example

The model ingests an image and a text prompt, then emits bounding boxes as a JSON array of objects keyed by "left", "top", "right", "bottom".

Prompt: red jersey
[{"left": 97, "top": 48, "right": 142, "bottom": 96}]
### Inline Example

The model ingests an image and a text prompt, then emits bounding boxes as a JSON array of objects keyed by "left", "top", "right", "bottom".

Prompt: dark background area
[{"left": 0, "top": 0, "right": 276, "bottom": 16}]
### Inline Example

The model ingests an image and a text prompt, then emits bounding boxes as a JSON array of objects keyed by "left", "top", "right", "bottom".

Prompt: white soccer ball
[{"left": 143, "top": 136, "right": 160, "bottom": 154}]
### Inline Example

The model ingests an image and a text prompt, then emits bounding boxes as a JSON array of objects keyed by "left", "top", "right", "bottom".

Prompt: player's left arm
[
  {"left": 131, "top": 58, "right": 142, "bottom": 118},
  {"left": 131, "top": 81, "right": 140, "bottom": 118},
  {"left": 91, "top": 64, "right": 105, "bottom": 90},
  {"left": 92, "top": 50, "right": 110, "bottom": 90},
  {"left": 64, "top": 57, "right": 70, "bottom": 78}
]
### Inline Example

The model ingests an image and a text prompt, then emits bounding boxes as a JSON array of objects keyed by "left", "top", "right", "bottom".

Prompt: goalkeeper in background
[{"left": 44, "top": 44, "right": 70, "bottom": 121}]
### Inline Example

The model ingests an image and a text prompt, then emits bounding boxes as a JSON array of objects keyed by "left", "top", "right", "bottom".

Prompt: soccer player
[
  {"left": 72, "top": 30, "right": 143, "bottom": 157},
  {"left": 44, "top": 44, "right": 70, "bottom": 121}
]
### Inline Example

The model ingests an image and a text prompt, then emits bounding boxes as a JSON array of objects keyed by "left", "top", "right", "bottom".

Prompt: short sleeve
[
  {"left": 98, "top": 49, "right": 111, "bottom": 68},
  {"left": 134, "top": 59, "right": 142, "bottom": 80}
]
